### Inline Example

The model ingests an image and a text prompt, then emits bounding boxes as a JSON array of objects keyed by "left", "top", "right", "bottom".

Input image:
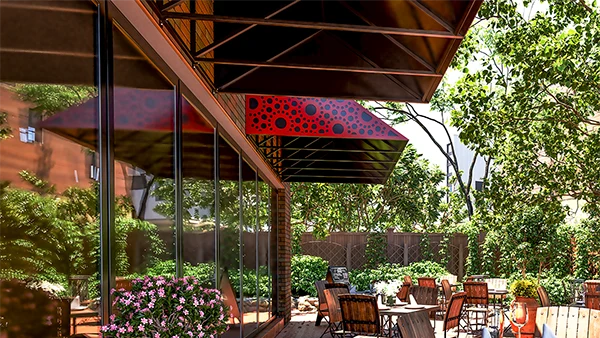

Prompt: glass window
[
  {"left": 0, "top": 1, "right": 100, "bottom": 335},
  {"left": 258, "top": 179, "right": 272, "bottom": 325},
  {"left": 111, "top": 19, "right": 176, "bottom": 295},
  {"left": 242, "top": 162, "right": 258, "bottom": 336},
  {"left": 181, "top": 94, "right": 216, "bottom": 288},
  {"left": 219, "top": 135, "right": 241, "bottom": 338}
]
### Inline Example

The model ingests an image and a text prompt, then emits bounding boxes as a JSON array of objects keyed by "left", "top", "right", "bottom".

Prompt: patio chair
[
  {"left": 409, "top": 285, "right": 437, "bottom": 305},
  {"left": 584, "top": 280, "right": 600, "bottom": 310},
  {"left": 538, "top": 285, "right": 551, "bottom": 307},
  {"left": 404, "top": 275, "right": 413, "bottom": 286},
  {"left": 321, "top": 288, "right": 348, "bottom": 338},
  {"left": 396, "top": 282, "right": 411, "bottom": 303},
  {"left": 316, "top": 280, "right": 329, "bottom": 326},
  {"left": 417, "top": 277, "right": 437, "bottom": 289},
  {"left": 316, "top": 281, "right": 350, "bottom": 326},
  {"left": 397, "top": 312, "right": 435, "bottom": 338},
  {"left": 463, "top": 281, "right": 491, "bottom": 334},
  {"left": 437, "top": 279, "right": 454, "bottom": 319},
  {"left": 338, "top": 294, "right": 383, "bottom": 337},
  {"left": 443, "top": 291, "right": 467, "bottom": 338}
]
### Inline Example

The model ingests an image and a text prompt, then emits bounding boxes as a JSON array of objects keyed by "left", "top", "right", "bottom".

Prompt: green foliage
[
  {"left": 349, "top": 261, "right": 450, "bottom": 291},
  {"left": 365, "top": 231, "right": 387, "bottom": 269},
  {"left": 228, "top": 266, "right": 271, "bottom": 298},
  {"left": 434, "top": 0, "right": 600, "bottom": 218},
  {"left": 0, "top": 111, "right": 11, "bottom": 140},
  {"left": 539, "top": 275, "right": 571, "bottom": 305},
  {"left": 290, "top": 255, "right": 328, "bottom": 296},
  {"left": 127, "top": 260, "right": 215, "bottom": 288},
  {"left": 0, "top": 172, "right": 165, "bottom": 294},
  {"left": 290, "top": 145, "right": 445, "bottom": 235},
  {"left": 476, "top": 206, "right": 570, "bottom": 278},
  {"left": 291, "top": 222, "right": 307, "bottom": 255},
  {"left": 14, "top": 84, "right": 96, "bottom": 117},
  {"left": 510, "top": 278, "right": 539, "bottom": 299},
  {"left": 573, "top": 219, "right": 600, "bottom": 279}
]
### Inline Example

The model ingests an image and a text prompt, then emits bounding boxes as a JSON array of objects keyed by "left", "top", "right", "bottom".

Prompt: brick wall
[{"left": 271, "top": 183, "right": 291, "bottom": 323}]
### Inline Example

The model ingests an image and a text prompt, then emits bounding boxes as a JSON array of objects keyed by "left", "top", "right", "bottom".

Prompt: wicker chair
[
  {"left": 339, "top": 294, "right": 382, "bottom": 337},
  {"left": 396, "top": 282, "right": 411, "bottom": 303},
  {"left": 418, "top": 277, "right": 437, "bottom": 289},
  {"left": 538, "top": 285, "right": 551, "bottom": 307},
  {"left": 322, "top": 288, "right": 348, "bottom": 338},
  {"left": 463, "top": 281, "right": 491, "bottom": 333},
  {"left": 584, "top": 280, "right": 600, "bottom": 310},
  {"left": 443, "top": 292, "right": 467, "bottom": 338}
]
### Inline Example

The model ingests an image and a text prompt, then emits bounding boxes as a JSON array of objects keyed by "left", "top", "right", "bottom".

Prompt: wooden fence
[{"left": 299, "top": 230, "right": 468, "bottom": 280}]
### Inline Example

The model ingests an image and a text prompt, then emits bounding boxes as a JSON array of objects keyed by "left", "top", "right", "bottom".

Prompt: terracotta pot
[{"left": 510, "top": 296, "right": 539, "bottom": 338}]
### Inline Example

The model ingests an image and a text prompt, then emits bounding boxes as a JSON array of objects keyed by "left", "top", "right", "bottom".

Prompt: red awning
[
  {"left": 40, "top": 87, "right": 251, "bottom": 180},
  {"left": 246, "top": 95, "right": 408, "bottom": 184}
]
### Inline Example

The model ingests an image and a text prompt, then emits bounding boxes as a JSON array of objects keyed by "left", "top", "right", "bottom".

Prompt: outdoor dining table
[
  {"left": 378, "top": 304, "right": 440, "bottom": 337},
  {"left": 487, "top": 289, "right": 510, "bottom": 333}
]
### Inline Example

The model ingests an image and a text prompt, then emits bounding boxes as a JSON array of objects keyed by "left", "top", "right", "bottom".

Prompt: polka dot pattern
[{"left": 245, "top": 95, "right": 406, "bottom": 140}]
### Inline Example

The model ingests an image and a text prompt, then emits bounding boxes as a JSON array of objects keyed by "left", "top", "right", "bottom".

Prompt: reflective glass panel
[{"left": 0, "top": 1, "right": 100, "bottom": 335}]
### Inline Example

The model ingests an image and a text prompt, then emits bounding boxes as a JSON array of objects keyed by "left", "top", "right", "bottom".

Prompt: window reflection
[
  {"left": 219, "top": 136, "right": 242, "bottom": 338},
  {"left": 0, "top": 1, "right": 100, "bottom": 336}
]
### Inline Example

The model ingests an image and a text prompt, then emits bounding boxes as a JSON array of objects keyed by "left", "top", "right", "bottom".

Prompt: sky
[{"left": 393, "top": 103, "right": 458, "bottom": 172}]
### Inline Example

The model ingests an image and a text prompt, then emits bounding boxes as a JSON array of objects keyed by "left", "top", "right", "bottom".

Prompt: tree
[
  {"left": 436, "top": 0, "right": 600, "bottom": 220},
  {"left": 289, "top": 144, "right": 445, "bottom": 238},
  {"left": 0, "top": 111, "right": 11, "bottom": 140},
  {"left": 369, "top": 101, "right": 489, "bottom": 221}
]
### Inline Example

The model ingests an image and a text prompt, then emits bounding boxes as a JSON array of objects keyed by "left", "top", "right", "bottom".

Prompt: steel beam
[
  {"left": 196, "top": 58, "right": 442, "bottom": 77},
  {"left": 161, "top": 12, "right": 463, "bottom": 39},
  {"left": 195, "top": 0, "right": 300, "bottom": 57},
  {"left": 218, "top": 30, "right": 322, "bottom": 91}
]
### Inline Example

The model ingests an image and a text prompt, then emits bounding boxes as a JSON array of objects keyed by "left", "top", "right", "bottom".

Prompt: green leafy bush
[
  {"left": 291, "top": 255, "right": 328, "bottom": 296},
  {"left": 228, "top": 266, "right": 271, "bottom": 298},
  {"left": 127, "top": 260, "right": 215, "bottom": 287},
  {"left": 349, "top": 261, "right": 450, "bottom": 291},
  {"left": 510, "top": 278, "right": 538, "bottom": 298},
  {"left": 539, "top": 275, "right": 570, "bottom": 305}
]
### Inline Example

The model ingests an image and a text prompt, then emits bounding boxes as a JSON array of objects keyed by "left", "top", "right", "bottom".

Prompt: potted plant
[
  {"left": 509, "top": 278, "right": 539, "bottom": 338},
  {"left": 101, "top": 276, "right": 230, "bottom": 337}
]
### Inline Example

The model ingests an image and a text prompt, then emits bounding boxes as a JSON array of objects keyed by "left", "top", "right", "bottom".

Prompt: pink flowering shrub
[{"left": 101, "top": 276, "right": 229, "bottom": 337}]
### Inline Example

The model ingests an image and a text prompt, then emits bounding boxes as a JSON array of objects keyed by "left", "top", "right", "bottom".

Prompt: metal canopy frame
[{"left": 144, "top": 0, "right": 483, "bottom": 102}]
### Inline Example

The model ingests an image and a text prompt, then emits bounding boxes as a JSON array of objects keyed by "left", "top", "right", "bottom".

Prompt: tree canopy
[
  {"left": 290, "top": 144, "right": 445, "bottom": 238},
  {"left": 433, "top": 0, "right": 600, "bottom": 220}
]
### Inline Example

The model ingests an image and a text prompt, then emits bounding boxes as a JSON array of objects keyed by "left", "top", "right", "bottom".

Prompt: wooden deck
[{"left": 275, "top": 310, "right": 515, "bottom": 338}]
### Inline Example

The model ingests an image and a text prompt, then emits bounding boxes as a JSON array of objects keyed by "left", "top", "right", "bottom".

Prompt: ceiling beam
[
  {"left": 406, "top": 0, "right": 455, "bottom": 33},
  {"left": 327, "top": 33, "right": 422, "bottom": 101},
  {"left": 281, "top": 167, "right": 391, "bottom": 173},
  {"left": 283, "top": 173, "right": 384, "bottom": 180},
  {"left": 261, "top": 146, "right": 404, "bottom": 154},
  {"left": 217, "top": 30, "right": 322, "bottom": 91},
  {"left": 274, "top": 158, "right": 397, "bottom": 164},
  {"left": 161, "top": 12, "right": 463, "bottom": 39},
  {"left": 339, "top": 1, "right": 436, "bottom": 72},
  {"left": 161, "top": 0, "right": 185, "bottom": 12},
  {"left": 194, "top": 0, "right": 300, "bottom": 57},
  {"left": 196, "top": 58, "right": 442, "bottom": 77}
]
